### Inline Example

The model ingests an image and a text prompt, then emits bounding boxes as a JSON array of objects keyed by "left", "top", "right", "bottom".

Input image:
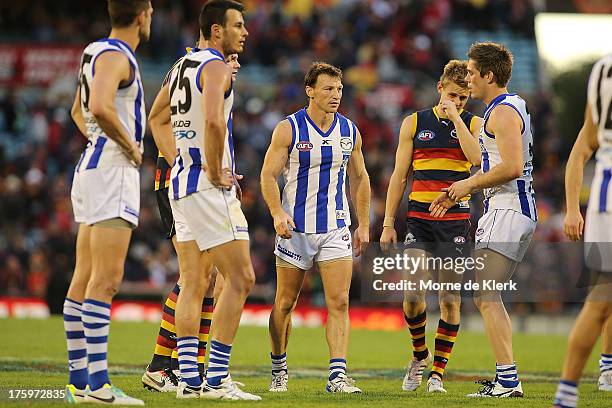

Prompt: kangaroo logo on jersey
[
  {"left": 296, "top": 141, "right": 313, "bottom": 151},
  {"left": 417, "top": 130, "right": 435, "bottom": 141},
  {"left": 340, "top": 137, "right": 353, "bottom": 152}
]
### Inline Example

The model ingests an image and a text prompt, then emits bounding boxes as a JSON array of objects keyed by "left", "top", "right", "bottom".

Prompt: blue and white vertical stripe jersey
[
  {"left": 168, "top": 48, "right": 234, "bottom": 200},
  {"left": 281, "top": 108, "right": 356, "bottom": 234},
  {"left": 75, "top": 38, "right": 145, "bottom": 172},
  {"left": 587, "top": 54, "right": 612, "bottom": 213},
  {"left": 479, "top": 93, "right": 537, "bottom": 221}
]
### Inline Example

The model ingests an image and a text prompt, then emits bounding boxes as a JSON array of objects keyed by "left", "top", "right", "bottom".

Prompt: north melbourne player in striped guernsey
[
  {"left": 430, "top": 42, "right": 537, "bottom": 398},
  {"left": 261, "top": 62, "right": 371, "bottom": 394},
  {"left": 64, "top": 0, "right": 152, "bottom": 405}
]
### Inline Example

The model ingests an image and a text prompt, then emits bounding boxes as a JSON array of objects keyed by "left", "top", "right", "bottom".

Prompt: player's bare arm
[
  {"left": 430, "top": 105, "right": 523, "bottom": 216},
  {"left": 347, "top": 127, "right": 371, "bottom": 257},
  {"left": 564, "top": 102, "right": 599, "bottom": 241},
  {"left": 442, "top": 99, "right": 482, "bottom": 165},
  {"left": 260, "top": 119, "right": 296, "bottom": 239},
  {"left": 380, "top": 114, "right": 415, "bottom": 249},
  {"left": 70, "top": 86, "right": 88, "bottom": 138},
  {"left": 201, "top": 59, "right": 232, "bottom": 188},
  {"left": 149, "top": 81, "right": 175, "bottom": 166},
  {"left": 88, "top": 51, "right": 142, "bottom": 166}
]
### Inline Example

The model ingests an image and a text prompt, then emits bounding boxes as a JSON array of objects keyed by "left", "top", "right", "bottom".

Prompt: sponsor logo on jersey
[
  {"left": 296, "top": 141, "right": 313, "bottom": 151},
  {"left": 476, "top": 228, "right": 484, "bottom": 237},
  {"left": 417, "top": 130, "right": 435, "bottom": 141},
  {"left": 450, "top": 129, "right": 458, "bottom": 139},
  {"left": 336, "top": 210, "right": 346, "bottom": 220},
  {"left": 340, "top": 137, "right": 353, "bottom": 152},
  {"left": 175, "top": 130, "right": 196, "bottom": 140},
  {"left": 453, "top": 236, "right": 466, "bottom": 244}
]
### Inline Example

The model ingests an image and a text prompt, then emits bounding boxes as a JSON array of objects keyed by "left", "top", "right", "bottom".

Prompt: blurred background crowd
[{"left": 0, "top": 0, "right": 605, "bottom": 312}]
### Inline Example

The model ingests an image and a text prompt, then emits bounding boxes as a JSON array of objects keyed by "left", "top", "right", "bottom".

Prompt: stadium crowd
[{"left": 0, "top": 0, "right": 582, "bottom": 311}]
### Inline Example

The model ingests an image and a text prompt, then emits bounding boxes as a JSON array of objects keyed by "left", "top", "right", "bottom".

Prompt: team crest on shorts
[
  {"left": 476, "top": 228, "right": 484, "bottom": 236},
  {"left": 342, "top": 234, "right": 350, "bottom": 241},
  {"left": 296, "top": 141, "right": 313, "bottom": 151},
  {"left": 453, "top": 236, "right": 466, "bottom": 244},
  {"left": 417, "top": 130, "right": 435, "bottom": 141}
]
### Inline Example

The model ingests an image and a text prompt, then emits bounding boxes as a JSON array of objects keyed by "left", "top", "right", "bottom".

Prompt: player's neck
[
  {"left": 108, "top": 28, "right": 140, "bottom": 52},
  {"left": 306, "top": 105, "right": 335, "bottom": 131},
  {"left": 483, "top": 87, "right": 509, "bottom": 105},
  {"left": 206, "top": 39, "right": 226, "bottom": 57}
]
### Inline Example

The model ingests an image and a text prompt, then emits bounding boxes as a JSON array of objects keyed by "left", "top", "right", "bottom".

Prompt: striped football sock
[
  {"left": 553, "top": 380, "right": 578, "bottom": 408},
  {"left": 429, "top": 319, "right": 459, "bottom": 379},
  {"left": 405, "top": 310, "right": 429, "bottom": 361},
  {"left": 600, "top": 353, "right": 612, "bottom": 374},
  {"left": 329, "top": 358, "right": 347, "bottom": 381},
  {"left": 149, "top": 284, "right": 179, "bottom": 371},
  {"left": 177, "top": 336, "right": 201, "bottom": 387},
  {"left": 82, "top": 299, "right": 111, "bottom": 391},
  {"left": 198, "top": 297, "right": 214, "bottom": 375},
  {"left": 496, "top": 363, "right": 519, "bottom": 388},
  {"left": 171, "top": 348, "right": 179, "bottom": 371},
  {"left": 63, "top": 298, "right": 88, "bottom": 389},
  {"left": 207, "top": 341, "right": 232, "bottom": 387},
  {"left": 271, "top": 352, "right": 287, "bottom": 374}
]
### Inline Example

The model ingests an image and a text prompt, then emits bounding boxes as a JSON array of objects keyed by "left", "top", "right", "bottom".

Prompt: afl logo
[
  {"left": 296, "top": 141, "right": 313, "bottom": 151},
  {"left": 417, "top": 130, "right": 435, "bottom": 141},
  {"left": 453, "top": 236, "right": 466, "bottom": 244}
]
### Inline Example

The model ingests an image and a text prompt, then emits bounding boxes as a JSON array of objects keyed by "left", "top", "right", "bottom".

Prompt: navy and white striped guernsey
[
  {"left": 281, "top": 108, "right": 357, "bottom": 234},
  {"left": 479, "top": 93, "right": 537, "bottom": 221},
  {"left": 75, "top": 38, "right": 145, "bottom": 172},
  {"left": 587, "top": 54, "right": 612, "bottom": 213}
]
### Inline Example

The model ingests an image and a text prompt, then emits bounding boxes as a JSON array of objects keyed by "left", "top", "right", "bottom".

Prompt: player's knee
[
  {"left": 403, "top": 299, "right": 425, "bottom": 316},
  {"left": 88, "top": 277, "right": 121, "bottom": 298},
  {"left": 229, "top": 266, "right": 256, "bottom": 293},
  {"left": 275, "top": 295, "right": 298, "bottom": 315},
  {"left": 327, "top": 294, "right": 349, "bottom": 313}
]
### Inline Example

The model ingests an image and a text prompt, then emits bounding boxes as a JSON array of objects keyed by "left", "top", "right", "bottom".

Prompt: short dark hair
[
  {"left": 304, "top": 62, "right": 343, "bottom": 88},
  {"left": 107, "top": 0, "right": 150, "bottom": 28},
  {"left": 199, "top": 0, "right": 245, "bottom": 40},
  {"left": 467, "top": 42, "right": 514, "bottom": 87},
  {"left": 440, "top": 60, "right": 469, "bottom": 89}
]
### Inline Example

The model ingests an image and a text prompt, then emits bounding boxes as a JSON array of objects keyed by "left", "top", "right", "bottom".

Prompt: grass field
[{"left": 0, "top": 317, "right": 608, "bottom": 407}]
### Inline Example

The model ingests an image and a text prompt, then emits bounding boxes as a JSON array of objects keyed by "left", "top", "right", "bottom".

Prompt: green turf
[{"left": 0, "top": 317, "right": 607, "bottom": 407}]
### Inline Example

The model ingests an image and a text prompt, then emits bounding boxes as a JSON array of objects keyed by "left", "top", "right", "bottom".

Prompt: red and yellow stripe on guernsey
[{"left": 409, "top": 147, "right": 471, "bottom": 220}]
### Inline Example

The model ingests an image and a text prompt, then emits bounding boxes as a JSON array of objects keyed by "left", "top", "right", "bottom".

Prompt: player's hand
[
  {"left": 563, "top": 210, "right": 584, "bottom": 241},
  {"left": 205, "top": 166, "right": 233, "bottom": 189},
  {"left": 440, "top": 100, "right": 460, "bottom": 122},
  {"left": 125, "top": 142, "right": 142, "bottom": 166},
  {"left": 380, "top": 226, "right": 397, "bottom": 253},
  {"left": 233, "top": 172, "right": 243, "bottom": 201},
  {"left": 429, "top": 192, "right": 456, "bottom": 218},
  {"left": 445, "top": 179, "right": 472, "bottom": 202},
  {"left": 273, "top": 210, "right": 296, "bottom": 239},
  {"left": 353, "top": 225, "right": 370, "bottom": 257}
]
